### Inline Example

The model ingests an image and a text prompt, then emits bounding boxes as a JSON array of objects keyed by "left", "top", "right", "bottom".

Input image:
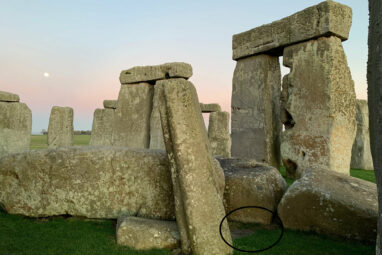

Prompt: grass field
[{"left": 0, "top": 135, "right": 374, "bottom": 254}]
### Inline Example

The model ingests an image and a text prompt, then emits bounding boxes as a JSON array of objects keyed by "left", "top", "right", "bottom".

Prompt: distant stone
[
  {"left": 89, "top": 108, "right": 115, "bottom": 146},
  {"left": 0, "top": 147, "right": 174, "bottom": 219},
  {"left": 120, "top": 62, "right": 192, "bottom": 84},
  {"left": 0, "top": 102, "right": 32, "bottom": 158},
  {"left": 208, "top": 111, "right": 231, "bottom": 158},
  {"left": 281, "top": 36, "right": 356, "bottom": 178},
  {"left": 149, "top": 85, "right": 166, "bottom": 150},
  {"left": 278, "top": 168, "right": 378, "bottom": 242},
  {"left": 0, "top": 91, "right": 20, "bottom": 102},
  {"left": 158, "top": 78, "right": 232, "bottom": 255},
  {"left": 351, "top": 100, "right": 374, "bottom": 170},
  {"left": 103, "top": 100, "right": 117, "bottom": 109},
  {"left": 200, "top": 103, "right": 221, "bottom": 113},
  {"left": 232, "top": 1, "right": 352, "bottom": 59},
  {"left": 47, "top": 106, "right": 74, "bottom": 148},
  {"left": 219, "top": 158, "right": 286, "bottom": 224},
  {"left": 116, "top": 216, "right": 180, "bottom": 251},
  {"left": 113, "top": 83, "right": 153, "bottom": 148}
]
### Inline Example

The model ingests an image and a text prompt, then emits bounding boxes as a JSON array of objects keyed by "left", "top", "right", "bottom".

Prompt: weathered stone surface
[
  {"left": 200, "top": 103, "right": 221, "bottom": 113},
  {"left": 0, "top": 91, "right": 19, "bottom": 102},
  {"left": 47, "top": 106, "right": 74, "bottom": 148},
  {"left": 281, "top": 36, "right": 356, "bottom": 179},
  {"left": 120, "top": 63, "right": 192, "bottom": 84},
  {"left": 149, "top": 85, "right": 165, "bottom": 150},
  {"left": 351, "top": 99, "right": 374, "bottom": 170},
  {"left": 116, "top": 216, "right": 180, "bottom": 250},
  {"left": 232, "top": 54, "right": 281, "bottom": 169},
  {"left": 0, "top": 102, "right": 31, "bottom": 158},
  {"left": 232, "top": 1, "right": 352, "bottom": 59},
  {"left": 367, "top": 0, "right": 382, "bottom": 251},
  {"left": 113, "top": 83, "right": 153, "bottom": 148},
  {"left": 208, "top": 111, "right": 231, "bottom": 158},
  {"left": 218, "top": 158, "right": 286, "bottom": 224},
  {"left": 89, "top": 108, "right": 115, "bottom": 146},
  {"left": 278, "top": 168, "right": 378, "bottom": 242},
  {"left": 0, "top": 147, "right": 174, "bottom": 219},
  {"left": 158, "top": 78, "right": 232, "bottom": 255},
  {"left": 103, "top": 100, "right": 117, "bottom": 109}
]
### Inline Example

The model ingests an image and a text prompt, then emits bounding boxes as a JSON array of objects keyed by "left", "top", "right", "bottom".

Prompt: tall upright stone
[
  {"left": 47, "top": 106, "right": 74, "bottom": 148},
  {"left": 281, "top": 36, "right": 356, "bottom": 178},
  {"left": 89, "top": 108, "right": 115, "bottom": 146},
  {"left": 158, "top": 78, "right": 232, "bottom": 255},
  {"left": 351, "top": 99, "right": 374, "bottom": 170},
  {"left": 0, "top": 91, "right": 31, "bottom": 158},
  {"left": 149, "top": 85, "right": 165, "bottom": 150},
  {"left": 113, "top": 83, "right": 154, "bottom": 148},
  {"left": 231, "top": 54, "right": 281, "bottom": 168},
  {"left": 208, "top": 111, "right": 231, "bottom": 158}
]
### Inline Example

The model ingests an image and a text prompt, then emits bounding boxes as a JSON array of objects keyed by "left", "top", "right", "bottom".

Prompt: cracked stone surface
[
  {"left": 48, "top": 106, "right": 74, "bottom": 148},
  {"left": 280, "top": 36, "right": 356, "bottom": 178},
  {"left": 278, "top": 168, "right": 378, "bottom": 242},
  {"left": 232, "top": 1, "right": 352, "bottom": 59}
]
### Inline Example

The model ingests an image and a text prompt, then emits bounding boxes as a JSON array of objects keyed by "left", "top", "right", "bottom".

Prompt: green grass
[
  {"left": 30, "top": 135, "right": 91, "bottom": 150},
  {"left": 2, "top": 136, "right": 372, "bottom": 254}
]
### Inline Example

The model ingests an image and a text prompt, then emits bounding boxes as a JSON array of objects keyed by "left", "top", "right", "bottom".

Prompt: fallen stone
[
  {"left": 0, "top": 147, "right": 174, "bottom": 219},
  {"left": 208, "top": 111, "right": 231, "bottom": 158},
  {"left": 0, "top": 101, "right": 32, "bottom": 158},
  {"left": 103, "top": 100, "right": 117, "bottom": 109},
  {"left": 278, "top": 168, "right": 378, "bottom": 242},
  {"left": 0, "top": 91, "right": 20, "bottom": 102},
  {"left": 149, "top": 85, "right": 165, "bottom": 150},
  {"left": 219, "top": 158, "right": 286, "bottom": 224},
  {"left": 232, "top": 54, "right": 281, "bottom": 169},
  {"left": 200, "top": 103, "right": 221, "bottom": 113},
  {"left": 116, "top": 216, "right": 180, "bottom": 250},
  {"left": 158, "top": 78, "right": 232, "bottom": 255},
  {"left": 89, "top": 108, "right": 115, "bottom": 146},
  {"left": 120, "top": 62, "right": 192, "bottom": 84},
  {"left": 232, "top": 1, "right": 352, "bottom": 59},
  {"left": 281, "top": 36, "right": 356, "bottom": 178},
  {"left": 351, "top": 99, "right": 374, "bottom": 170},
  {"left": 113, "top": 83, "right": 153, "bottom": 148},
  {"left": 48, "top": 106, "right": 74, "bottom": 148}
]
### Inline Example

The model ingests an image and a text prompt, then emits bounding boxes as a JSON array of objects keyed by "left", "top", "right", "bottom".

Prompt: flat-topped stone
[
  {"left": 119, "top": 62, "right": 193, "bottom": 84},
  {"left": 232, "top": 1, "right": 352, "bottom": 60},
  {"left": 103, "top": 100, "right": 117, "bottom": 109},
  {"left": 0, "top": 91, "right": 20, "bottom": 102},
  {"left": 200, "top": 103, "right": 221, "bottom": 113}
]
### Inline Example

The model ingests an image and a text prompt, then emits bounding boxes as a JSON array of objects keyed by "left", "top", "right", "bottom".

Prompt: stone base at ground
[
  {"left": 0, "top": 100, "right": 32, "bottom": 158},
  {"left": 116, "top": 216, "right": 180, "bottom": 250},
  {"left": 218, "top": 158, "right": 286, "bottom": 224},
  {"left": 278, "top": 168, "right": 378, "bottom": 242},
  {"left": 0, "top": 147, "right": 174, "bottom": 219}
]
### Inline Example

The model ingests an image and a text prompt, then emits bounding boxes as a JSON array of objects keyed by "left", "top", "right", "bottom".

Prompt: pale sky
[{"left": 0, "top": 0, "right": 368, "bottom": 133}]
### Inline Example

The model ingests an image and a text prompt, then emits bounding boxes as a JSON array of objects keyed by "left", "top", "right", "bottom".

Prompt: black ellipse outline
[{"left": 219, "top": 206, "right": 284, "bottom": 253}]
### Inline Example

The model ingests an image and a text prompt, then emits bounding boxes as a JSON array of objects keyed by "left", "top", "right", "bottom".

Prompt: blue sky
[{"left": 0, "top": 0, "right": 369, "bottom": 133}]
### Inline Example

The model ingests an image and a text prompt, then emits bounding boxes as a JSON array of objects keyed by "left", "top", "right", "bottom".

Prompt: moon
[{"left": 43, "top": 72, "right": 50, "bottom": 78}]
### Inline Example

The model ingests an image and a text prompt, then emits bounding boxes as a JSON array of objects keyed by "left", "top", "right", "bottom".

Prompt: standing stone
[
  {"left": 89, "top": 108, "right": 115, "bottom": 146},
  {"left": 149, "top": 85, "right": 165, "bottom": 150},
  {"left": 113, "top": 83, "right": 154, "bottom": 148},
  {"left": 351, "top": 99, "right": 374, "bottom": 170},
  {"left": 367, "top": 0, "right": 382, "bottom": 252},
  {"left": 47, "top": 106, "right": 74, "bottom": 148},
  {"left": 208, "top": 111, "right": 231, "bottom": 158},
  {"left": 103, "top": 100, "right": 117, "bottom": 109},
  {"left": 158, "top": 78, "right": 232, "bottom": 255},
  {"left": 281, "top": 36, "right": 356, "bottom": 178},
  {"left": 0, "top": 96, "right": 32, "bottom": 158},
  {"left": 231, "top": 54, "right": 281, "bottom": 169}
]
